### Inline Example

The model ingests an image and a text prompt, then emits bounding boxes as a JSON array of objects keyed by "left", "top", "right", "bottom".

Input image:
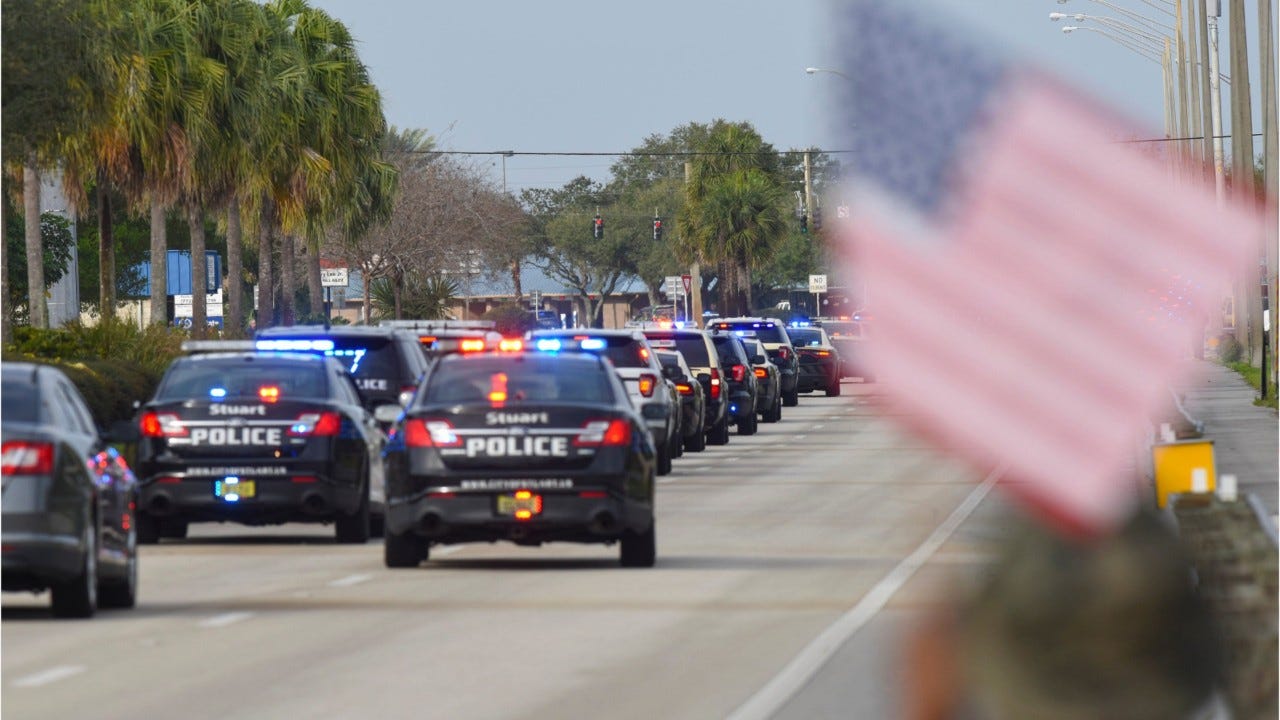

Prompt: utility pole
[
  {"left": 1198, "top": 0, "right": 1218, "bottom": 186},
  {"left": 1206, "top": 0, "right": 1227, "bottom": 203},
  {"left": 1228, "top": 0, "right": 1258, "bottom": 361},
  {"left": 1259, "top": 0, "right": 1278, "bottom": 393},
  {"left": 686, "top": 161, "right": 703, "bottom": 327},
  {"left": 1175, "top": 0, "right": 1192, "bottom": 177},
  {"left": 1163, "top": 40, "right": 1178, "bottom": 172},
  {"left": 1184, "top": 0, "right": 1204, "bottom": 171},
  {"left": 803, "top": 150, "right": 815, "bottom": 230}
]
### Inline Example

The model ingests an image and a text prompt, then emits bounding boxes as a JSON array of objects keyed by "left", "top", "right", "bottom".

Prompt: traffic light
[
  {"left": 653, "top": 217, "right": 663, "bottom": 242},
  {"left": 812, "top": 206, "right": 822, "bottom": 231},
  {"left": 592, "top": 215, "right": 604, "bottom": 240},
  {"left": 799, "top": 213, "right": 808, "bottom": 234}
]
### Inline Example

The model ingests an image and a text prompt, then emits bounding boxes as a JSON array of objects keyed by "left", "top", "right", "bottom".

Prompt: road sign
[
  {"left": 174, "top": 290, "right": 223, "bottom": 319},
  {"left": 809, "top": 274, "right": 828, "bottom": 294},
  {"left": 663, "top": 275, "right": 684, "bottom": 296},
  {"left": 320, "top": 268, "right": 349, "bottom": 288},
  {"left": 682, "top": 274, "right": 692, "bottom": 295},
  {"left": 837, "top": 205, "right": 850, "bottom": 219}
]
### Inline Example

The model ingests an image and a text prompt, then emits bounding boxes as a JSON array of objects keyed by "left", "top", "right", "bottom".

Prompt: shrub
[{"left": 1216, "top": 334, "right": 1244, "bottom": 364}]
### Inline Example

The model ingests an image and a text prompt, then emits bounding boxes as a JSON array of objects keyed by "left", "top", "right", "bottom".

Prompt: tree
[{"left": 4, "top": 203, "right": 76, "bottom": 326}]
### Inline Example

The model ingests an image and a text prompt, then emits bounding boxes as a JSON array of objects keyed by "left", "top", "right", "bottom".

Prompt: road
[{"left": 2, "top": 383, "right": 1011, "bottom": 720}]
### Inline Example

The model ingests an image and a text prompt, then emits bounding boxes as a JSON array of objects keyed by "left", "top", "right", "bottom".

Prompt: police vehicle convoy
[
  {"left": 381, "top": 342, "right": 657, "bottom": 568},
  {"left": 709, "top": 318, "right": 800, "bottom": 407},
  {"left": 130, "top": 343, "right": 386, "bottom": 543},
  {"left": 381, "top": 319, "right": 507, "bottom": 361},
  {"left": 2, "top": 363, "right": 140, "bottom": 618},
  {"left": 640, "top": 327, "right": 732, "bottom": 447},
  {"left": 654, "top": 349, "right": 708, "bottom": 452},
  {"left": 708, "top": 330, "right": 760, "bottom": 436},
  {"left": 741, "top": 337, "right": 783, "bottom": 423},
  {"left": 786, "top": 323, "right": 844, "bottom": 397}
]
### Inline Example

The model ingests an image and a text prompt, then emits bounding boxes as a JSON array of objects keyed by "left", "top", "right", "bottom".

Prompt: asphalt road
[{"left": 2, "top": 382, "right": 1010, "bottom": 720}]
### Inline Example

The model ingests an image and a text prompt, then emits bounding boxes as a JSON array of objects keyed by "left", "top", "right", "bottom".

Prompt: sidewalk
[{"left": 1176, "top": 359, "right": 1279, "bottom": 516}]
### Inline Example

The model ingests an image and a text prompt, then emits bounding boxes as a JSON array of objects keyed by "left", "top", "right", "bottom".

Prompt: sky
[{"left": 310, "top": 0, "right": 1268, "bottom": 193}]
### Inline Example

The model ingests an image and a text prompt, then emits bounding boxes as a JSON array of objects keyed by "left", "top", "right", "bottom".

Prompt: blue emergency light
[{"left": 254, "top": 339, "right": 335, "bottom": 352}]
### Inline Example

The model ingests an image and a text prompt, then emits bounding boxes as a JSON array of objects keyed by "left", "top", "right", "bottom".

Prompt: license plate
[
  {"left": 496, "top": 491, "right": 542, "bottom": 519},
  {"left": 214, "top": 478, "right": 256, "bottom": 501}
]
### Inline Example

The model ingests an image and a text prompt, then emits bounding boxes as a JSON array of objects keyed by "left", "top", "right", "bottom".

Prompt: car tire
[
  {"left": 826, "top": 379, "right": 842, "bottom": 397},
  {"left": 159, "top": 518, "right": 188, "bottom": 539},
  {"left": 708, "top": 415, "right": 731, "bottom": 446},
  {"left": 619, "top": 521, "right": 656, "bottom": 568},
  {"left": 384, "top": 530, "right": 427, "bottom": 568},
  {"left": 136, "top": 511, "right": 160, "bottom": 545},
  {"left": 671, "top": 431, "right": 683, "bottom": 459},
  {"left": 764, "top": 394, "right": 782, "bottom": 423},
  {"left": 684, "top": 425, "right": 707, "bottom": 452},
  {"left": 51, "top": 526, "right": 97, "bottom": 619},
  {"left": 656, "top": 441, "right": 673, "bottom": 476},
  {"left": 99, "top": 523, "right": 138, "bottom": 610},
  {"left": 370, "top": 512, "right": 386, "bottom": 539},
  {"left": 335, "top": 485, "right": 371, "bottom": 544},
  {"left": 738, "top": 408, "right": 758, "bottom": 436},
  {"left": 783, "top": 389, "right": 799, "bottom": 407}
]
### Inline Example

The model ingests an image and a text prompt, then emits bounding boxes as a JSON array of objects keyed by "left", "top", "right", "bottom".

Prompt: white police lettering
[
  {"left": 189, "top": 427, "right": 283, "bottom": 446},
  {"left": 485, "top": 412, "right": 550, "bottom": 425},
  {"left": 356, "top": 378, "right": 388, "bottom": 392},
  {"left": 458, "top": 479, "right": 574, "bottom": 490},
  {"left": 465, "top": 436, "right": 569, "bottom": 457},
  {"left": 209, "top": 405, "right": 266, "bottom": 416}
]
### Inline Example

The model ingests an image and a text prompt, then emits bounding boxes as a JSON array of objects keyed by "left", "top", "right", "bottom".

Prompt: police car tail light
[
  {"left": 637, "top": 374, "right": 657, "bottom": 397},
  {"left": 574, "top": 419, "right": 631, "bottom": 447},
  {"left": 1, "top": 441, "right": 53, "bottom": 475},
  {"left": 675, "top": 382, "right": 694, "bottom": 396},
  {"left": 258, "top": 385, "right": 281, "bottom": 403},
  {"left": 730, "top": 364, "right": 747, "bottom": 383},
  {"left": 140, "top": 411, "right": 187, "bottom": 438},
  {"left": 776, "top": 347, "right": 791, "bottom": 362},
  {"left": 498, "top": 338, "right": 523, "bottom": 352},
  {"left": 753, "top": 367, "right": 767, "bottom": 379},
  {"left": 459, "top": 339, "right": 486, "bottom": 353},
  {"left": 404, "top": 419, "right": 461, "bottom": 448},
  {"left": 709, "top": 368, "right": 722, "bottom": 400},
  {"left": 289, "top": 412, "right": 341, "bottom": 437}
]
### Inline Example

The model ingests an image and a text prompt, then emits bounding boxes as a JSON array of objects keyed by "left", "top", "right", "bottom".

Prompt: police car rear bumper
[
  {"left": 138, "top": 469, "right": 363, "bottom": 523},
  {"left": 796, "top": 360, "right": 839, "bottom": 391},
  {"left": 387, "top": 483, "right": 651, "bottom": 543}
]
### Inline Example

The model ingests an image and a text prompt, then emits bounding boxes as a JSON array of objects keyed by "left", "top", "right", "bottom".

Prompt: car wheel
[
  {"left": 656, "top": 441, "right": 673, "bottom": 476},
  {"left": 99, "top": 522, "right": 138, "bottom": 610},
  {"left": 670, "top": 431, "right": 684, "bottom": 459},
  {"left": 783, "top": 389, "right": 799, "bottom": 407},
  {"left": 335, "top": 485, "right": 371, "bottom": 544},
  {"left": 136, "top": 511, "right": 160, "bottom": 545},
  {"left": 826, "top": 379, "right": 842, "bottom": 397},
  {"left": 738, "top": 408, "right": 758, "bottom": 436},
  {"left": 708, "top": 415, "right": 731, "bottom": 445},
  {"left": 684, "top": 424, "right": 707, "bottom": 452},
  {"left": 619, "top": 521, "right": 656, "bottom": 568},
  {"left": 370, "top": 512, "right": 386, "bottom": 539},
  {"left": 764, "top": 394, "right": 782, "bottom": 423},
  {"left": 51, "top": 525, "right": 97, "bottom": 619},
  {"left": 384, "top": 530, "right": 428, "bottom": 568},
  {"left": 159, "top": 518, "right": 188, "bottom": 539}
]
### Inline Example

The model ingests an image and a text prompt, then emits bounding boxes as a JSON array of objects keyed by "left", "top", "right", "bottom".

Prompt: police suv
[
  {"left": 131, "top": 345, "right": 386, "bottom": 543},
  {"left": 382, "top": 344, "right": 657, "bottom": 568}
]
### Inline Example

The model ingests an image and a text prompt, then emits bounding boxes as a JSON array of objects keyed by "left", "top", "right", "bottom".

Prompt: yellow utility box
[{"left": 1151, "top": 439, "right": 1217, "bottom": 508}]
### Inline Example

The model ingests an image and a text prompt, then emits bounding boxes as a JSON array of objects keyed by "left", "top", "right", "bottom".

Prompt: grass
[{"left": 1224, "top": 361, "right": 1279, "bottom": 410}]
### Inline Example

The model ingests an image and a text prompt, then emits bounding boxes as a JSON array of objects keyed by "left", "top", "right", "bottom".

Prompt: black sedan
[
  {"left": 2, "top": 363, "right": 139, "bottom": 617},
  {"left": 130, "top": 350, "right": 385, "bottom": 543},
  {"left": 382, "top": 350, "right": 657, "bottom": 568},
  {"left": 787, "top": 325, "right": 843, "bottom": 396}
]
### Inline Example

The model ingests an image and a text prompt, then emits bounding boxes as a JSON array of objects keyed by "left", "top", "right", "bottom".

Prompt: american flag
[{"left": 835, "top": 3, "right": 1260, "bottom": 533}]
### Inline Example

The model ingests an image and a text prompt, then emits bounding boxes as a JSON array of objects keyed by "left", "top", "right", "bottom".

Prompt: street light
[
  {"left": 498, "top": 150, "right": 514, "bottom": 194},
  {"left": 1056, "top": 0, "right": 1175, "bottom": 33},
  {"left": 804, "top": 67, "right": 851, "bottom": 80},
  {"left": 1050, "top": 11, "right": 1168, "bottom": 42}
]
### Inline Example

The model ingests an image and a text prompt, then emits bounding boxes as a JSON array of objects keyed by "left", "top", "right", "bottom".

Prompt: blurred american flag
[{"left": 834, "top": 3, "right": 1260, "bottom": 533}]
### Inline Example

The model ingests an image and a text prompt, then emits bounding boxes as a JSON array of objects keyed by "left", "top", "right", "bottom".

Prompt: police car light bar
[
  {"left": 254, "top": 339, "right": 336, "bottom": 352},
  {"left": 181, "top": 340, "right": 256, "bottom": 354},
  {"left": 580, "top": 338, "right": 606, "bottom": 351},
  {"left": 534, "top": 339, "right": 563, "bottom": 352}
]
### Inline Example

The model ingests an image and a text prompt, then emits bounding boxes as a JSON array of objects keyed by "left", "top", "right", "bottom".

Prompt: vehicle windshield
[
  {"left": 157, "top": 359, "right": 329, "bottom": 401},
  {"left": 548, "top": 335, "right": 649, "bottom": 368},
  {"left": 711, "top": 321, "right": 788, "bottom": 344},
  {"left": 422, "top": 356, "right": 614, "bottom": 404},
  {"left": 787, "top": 328, "right": 824, "bottom": 347},
  {"left": 644, "top": 334, "right": 711, "bottom": 366},
  {"left": 260, "top": 334, "right": 401, "bottom": 387},
  {"left": 1, "top": 379, "right": 39, "bottom": 422}
]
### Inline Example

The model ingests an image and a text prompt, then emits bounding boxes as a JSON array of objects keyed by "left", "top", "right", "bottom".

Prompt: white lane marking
[
  {"left": 11, "top": 665, "right": 85, "bottom": 688},
  {"left": 198, "top": 612, "right": 254, "bottom": 629},
  {"left": 433, "top": 545, "right": 464, "bottom": 557},
  {"left": 723, "top": 456, "right": 740, "bottom": 462},
  {"left": 813, "top": 424, "right": 825, "bottom": 429},
  {"left": 793, "top": 434, "right": 807, "bottom": 440},
  {"left": 727, "top": 464, "right": 1005, "bottom": 720},
  {"left": 657, "top": 477, "right": 678, "bottom": 484},
  {"left": 327, "top": 573, "right": 372, "bottom": 588}
]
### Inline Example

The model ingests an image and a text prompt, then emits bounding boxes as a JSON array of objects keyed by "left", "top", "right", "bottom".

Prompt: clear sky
[{"left": 311, "top": 0, "right": 1266, "bottom": 192}]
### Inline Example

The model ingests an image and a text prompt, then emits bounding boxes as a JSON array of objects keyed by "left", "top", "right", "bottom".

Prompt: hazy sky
[{"left": 311, "top": 0, "right": 1266, "bottom": 192}]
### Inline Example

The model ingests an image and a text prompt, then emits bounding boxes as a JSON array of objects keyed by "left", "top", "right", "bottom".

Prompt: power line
[
  {"left": 1119, "top": 132, "right": 1266, "bottom": 144},
  {"left": 417, "top": 149, "right": 854, "bottom": 157}
]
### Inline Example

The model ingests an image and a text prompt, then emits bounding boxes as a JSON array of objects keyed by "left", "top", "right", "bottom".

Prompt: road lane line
[
  {"left": 657, "top": 477, "right": 678, "bottom": 484},
  {"left": 198, "top": 612, "right": 254, "bottom": 629},
  {"left": 813, "top": 424, "right": 825, "bottom": 429},
  {"left": 11, "top": 665, "right": 85, "bottom": 688},
  {"left": 727, "top": 464, "right": 1005, "bottom": 720},
  {"left": 793, "top": 434, "right": 807, "bottom": 440},
  {"left": 327, "top": 573, "right": 372, "bottom": 588},
  {"left": 433, "top": 545, "right": 464, "bottom": 557}
]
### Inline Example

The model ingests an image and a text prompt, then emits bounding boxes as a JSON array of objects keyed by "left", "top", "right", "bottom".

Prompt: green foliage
[
  {"left": 1216, "top": 334, "right": 1244, "bottom": 363},
  {"left": 1225, "top": 360, "right": 1278, "bottom": 409},
  {"left": 4, "top": 201, "right": 76, "bottom": 320},
  {"left": 3, "top": 320, "right": 190, "bottom": 424},
  {"left": 483, "top": 303, "right": 536, "bottom": 336},
  {"left": 369, "top": 273, "right": 458, "bottom": 320}
]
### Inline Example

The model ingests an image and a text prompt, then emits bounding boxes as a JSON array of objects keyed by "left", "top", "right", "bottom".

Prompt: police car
[
  {"left": 381, "top": 319, "right": 507, "bottom": 361},
  {"left": 131, "top": 346, "right": 386, "bottom": 543},
  {"left": 709, "top": 318, "right": 800, "bottom": 406},
  {"left": 382, "top": 345, "right": 657, "bottom": 568}
]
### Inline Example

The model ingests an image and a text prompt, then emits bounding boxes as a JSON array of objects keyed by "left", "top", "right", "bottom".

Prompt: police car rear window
[
  {"left": 157, "top": 360, "right": 328, "bottom": 401},
  {"left": 713, "top": 322, "right": 787, "bottom": 344},
  {"left": 646, "top": 335, "right": 711, "bottom": 367},
  {"left": 423, "top": 357, "right": 613, "bottom": 405},
  {"left": 787, "top": 328, "right": 823, "bottom": 347},
  {"left": 324, "top": 337, "right": 401, "bottom": 389},
  {"left": 583, "top": 336, "right": 649, "bottom": 368},
  {"left": 1, "top": 380, "right": 38, "bottom": 422}
]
